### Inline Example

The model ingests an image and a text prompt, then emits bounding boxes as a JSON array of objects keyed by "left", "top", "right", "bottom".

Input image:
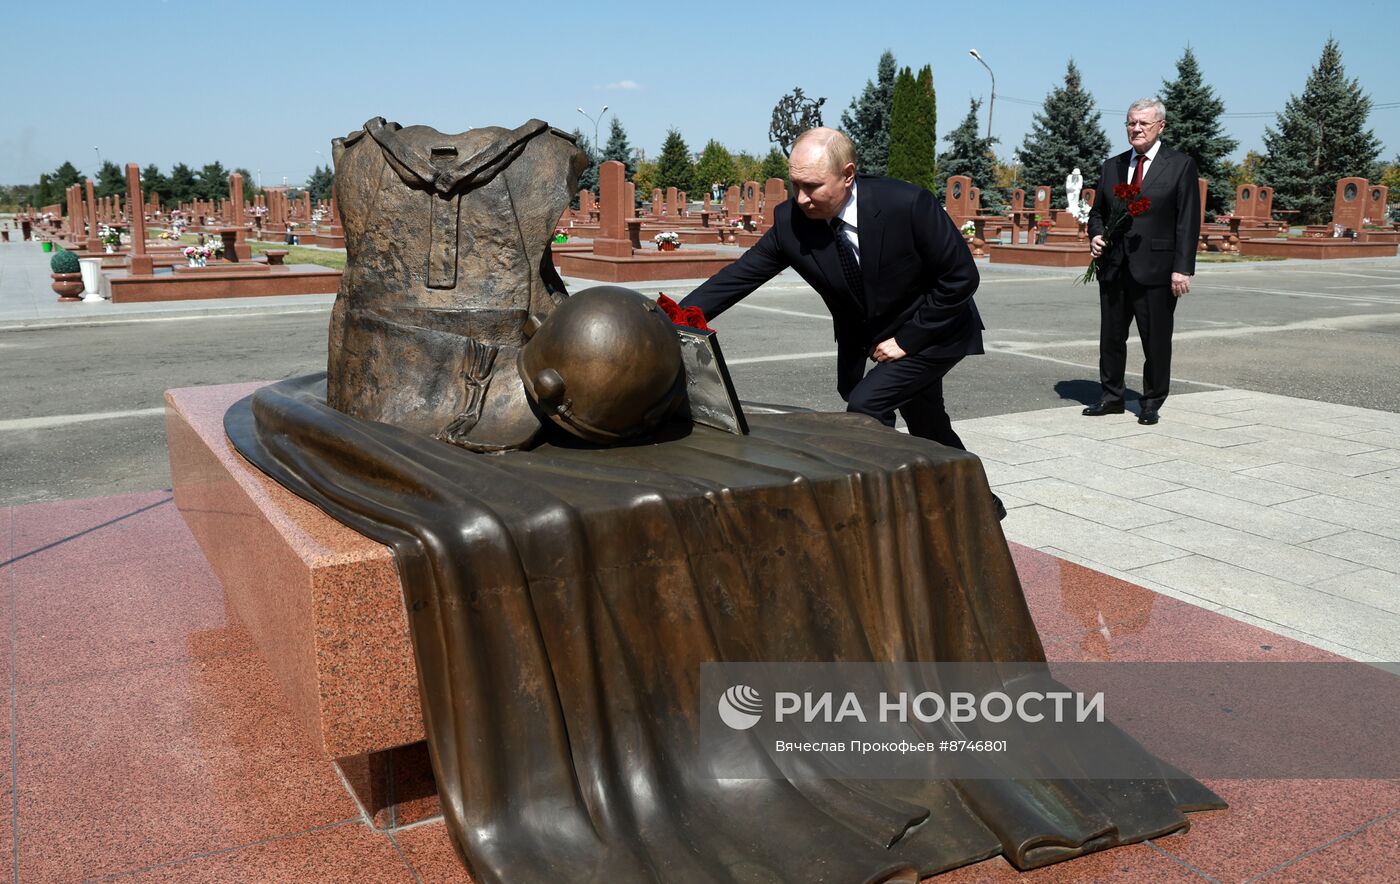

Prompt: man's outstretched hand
[{"left": 870, "top": 338, "right": 906, "bottom": 363}]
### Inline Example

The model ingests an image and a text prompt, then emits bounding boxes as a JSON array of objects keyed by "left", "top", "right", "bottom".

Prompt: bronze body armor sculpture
[{"left": 326, "top": 117, "right": 588, "bottom": 451}]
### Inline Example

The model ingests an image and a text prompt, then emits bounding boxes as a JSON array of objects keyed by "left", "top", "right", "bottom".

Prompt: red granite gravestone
[
  {"left": 944, "top": 175, "right": 972, "bottom": 227},
  {"left": 742, "top": 181, "right": 759, "bottom": 215},
  {"left": 85, "top": 179, "right": 101, "bottom": 251},
  {"left": 1032, "top": 185, "right": 1051, "bottom": 216},
  {"left": 724, "top": 185, "right": 740, "bottom": 217},
  {"left": 126, "top": 164, "right": 154, "bottom": 275},
  {"left": 678, "top": 191, "right": 687, "bottom": 216},
  {"left": 1331, "top": 177, "right": 1368, "bottom": 231},
  {"left": 593, "top": 160, "right": 635, "bottom": 258},
  {"left": 1257, "top": 186, "right": 1274, "bottom": 222},
  {"left": 1198, "top": 178, "right": 1208, "bottom": 226},
  {"left": 665, "top": 186, "right": 678, "bottom": 219},
  {"left": 1010, "top": 188, "right": 1025, "bottom": 213},
  {"left": 625, "top": 182, "right": 636, "bottom": 217},
  {"left": 651, "top": 188, "right": 663, "bottom": 218},
  {"left": 1234, "top": 185, "right": 1258, "bottom": 220},
  {"left": 228, "top": 173, "right": 252, "bottom": 260},
  {"left": 760, "top": 178, "right": 787, "bottom": 232},
  {"left": 1365, "top": 184, "right": 1388, "bottom": 223}
]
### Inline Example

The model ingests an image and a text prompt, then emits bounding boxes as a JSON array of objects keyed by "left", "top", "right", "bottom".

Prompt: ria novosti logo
[{"left": 718, "top": 685, "right": 764, "bottom": 730}]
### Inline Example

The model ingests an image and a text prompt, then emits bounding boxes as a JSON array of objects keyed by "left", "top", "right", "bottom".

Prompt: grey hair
[
  {"left": 792, "top": 127, "right": 857, "bottom": 174},
  {"left": 1127, "top": 97, "right": 1166, "bottom": 122}
]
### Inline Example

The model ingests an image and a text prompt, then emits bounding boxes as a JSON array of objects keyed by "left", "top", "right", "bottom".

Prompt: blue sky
[{"left": 3, "top": 0, "right": 1397, "bottom": 186}]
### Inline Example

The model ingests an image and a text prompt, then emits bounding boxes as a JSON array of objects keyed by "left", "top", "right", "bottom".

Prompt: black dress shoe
[
  {"left": 1082, "top": 401, "right": 1126, "bottom": 416},
  {"left": 1138, "top": 409, "right": 1160, "bottom": 425}
]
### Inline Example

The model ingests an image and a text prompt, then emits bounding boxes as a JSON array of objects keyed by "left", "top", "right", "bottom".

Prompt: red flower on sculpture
[
  {"left": 655, "top": 294, "right": 710, "bottom": 331},
  {"left": 1127, "top": 198, "right": 1152, "bottom": 217}
]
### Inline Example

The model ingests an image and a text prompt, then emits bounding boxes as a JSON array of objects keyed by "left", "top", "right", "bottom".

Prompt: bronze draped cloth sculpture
[{"left": 227, "top": 118, "right": 1222, "bottom": 883}]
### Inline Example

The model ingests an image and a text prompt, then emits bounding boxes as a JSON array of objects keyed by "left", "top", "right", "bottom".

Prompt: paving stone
[
  {"left": 1300, "top": 530, "right": 1400, "bottom": 573},
  {"left": 1277, "top": 495, "right": 1400, "bottom": 542},
  {"left": 1000, "top": 504, "right": 1190, "bottom": 571},
  {"left": 1133, "top": 518, "right": 1365, "bottom": 584},
  {"left": 1242, "top": 463, "right": 1400, "bottom": 512},
  {"left": 956, "top": 432, "right": 1067, "bottom": 465},
  {"left": 1312, "top": 569, "right": 1400, "bottom": 617},
  {"left": 1024, "top": 434, "right": 1173, "bottom": 468},
  {"left": 1136, "top": 461, "right": 1313, "bottom": 506},
  {"left": 1003, "top": 478, "right": 1177, "bottom": 530},
  {"left": 1020, "top": 455, "right": 1183, "bottom": 499},
  {"left": 1138, "top": 488, "right": 1348, "bottom": 544},
  {"left": 1113, "top": 434, "right": 1283, "bottom": 471},
  {"left": 1231, "top": 422, "right": 1387, "bottom": 456}
]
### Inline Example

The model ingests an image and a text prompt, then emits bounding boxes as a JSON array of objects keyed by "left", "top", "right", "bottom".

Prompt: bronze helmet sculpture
[{"left": 519, "top": 286, "right": 685, "bottom": 443}]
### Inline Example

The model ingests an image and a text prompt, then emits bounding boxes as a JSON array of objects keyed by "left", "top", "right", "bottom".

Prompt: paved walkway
[{"left": 962, "top": 390, "right": 1400, "bottom": 662}]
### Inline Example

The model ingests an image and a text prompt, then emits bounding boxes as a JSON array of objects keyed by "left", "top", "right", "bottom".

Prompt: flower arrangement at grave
[
  {"left": 182, "top": 244, "right": 214, "bottom": 267},
  {"left": 655, "top": 293, "right": 710, "bottom": 330},
  {"left": 99, "top": 225, "right": 121, "bottom": 252},
  {"left": 959, "top": 220, "right": 976, "bottom": 240},
  {"left": 1079, "top": 183, "right": 1150, "bottom": 284},
  {"left": 158, "top": 230, "right": 182, "bottom": 242},
  {"left": 653, "top": 231, "right": 682, "bottom": 251},
  {"left": 1074, "top": 202, "right": 1092, "bottom": 225},
  {"left": 553, "top": 227, "right": 569, "bottom": 244}
]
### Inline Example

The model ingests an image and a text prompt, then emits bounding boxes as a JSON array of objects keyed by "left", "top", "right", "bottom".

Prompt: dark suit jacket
[
  {"left": 1087, "top": 144, "right": 1200, "bottom": 285},
  {"left": 680, "top": 175, "right": 983, "bottom": 390}
]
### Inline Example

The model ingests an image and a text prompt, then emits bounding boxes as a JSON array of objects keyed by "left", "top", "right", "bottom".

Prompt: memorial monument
[{"left": 214, "top": 117, "right": 1223, "bottom": 883}]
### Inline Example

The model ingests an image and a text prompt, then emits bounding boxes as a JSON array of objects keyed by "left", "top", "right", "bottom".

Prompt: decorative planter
[
  {"left": 104, "top": 244, "right": 116, "bottom": 254},
  {"left": 658, "top": 242, "right": 679, "bottom": 252},
  {"left": 51, "top": 272, "right": 84, "bottom": 300}
]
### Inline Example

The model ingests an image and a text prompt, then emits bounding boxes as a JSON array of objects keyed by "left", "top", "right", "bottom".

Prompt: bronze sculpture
[{"left": 226, "top": 117, "right": 1222, "bottom": 883}]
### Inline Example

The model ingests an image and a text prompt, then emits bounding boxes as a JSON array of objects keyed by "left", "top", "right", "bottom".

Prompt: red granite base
[
  {"left": 989, "top": 243, "right": 1093, "bottom": 267},
  {"left": 1239, "top": 238, "right": 1398, "bottom": 259},
  {"left": 164, "top": 383, "right": 421, "bottom": 759},
  {"left": 107, "top": 264, "right": 341, "bottom": 302},
  {"left": 557, "top": 250, "right": 738, "bottom": 281}
]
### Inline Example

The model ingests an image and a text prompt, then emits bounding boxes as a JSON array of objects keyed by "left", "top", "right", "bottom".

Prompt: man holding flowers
[{"left": 1084, "top": 97, "right": 1200, "bottom": 426}]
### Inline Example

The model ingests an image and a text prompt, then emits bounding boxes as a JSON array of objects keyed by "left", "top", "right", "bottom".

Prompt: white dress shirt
[
  {"left": 1129, "top": 140, "right": 1162, "bottom": 185},
  {"left": 832, "top": 181, "right": 860, "bottom": 263}
]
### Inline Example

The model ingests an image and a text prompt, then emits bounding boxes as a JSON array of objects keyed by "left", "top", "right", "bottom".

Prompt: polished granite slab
[{"left": 1, "top": 491, "right": 1395, "bottom": 881}]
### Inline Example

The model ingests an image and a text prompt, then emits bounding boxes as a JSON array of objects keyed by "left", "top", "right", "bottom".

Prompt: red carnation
[
  {"left": 679, "top": 306, "right": 710, "bottom": 331},
  {"left": 1127, "top": 198, "right": 1151, "bottom": 217},
  {"left": 1113, "top": 183, "right": 1142, "bottom": 201},
  {"left": 656, "top": 293, "right": 682, "bottom": 321}
]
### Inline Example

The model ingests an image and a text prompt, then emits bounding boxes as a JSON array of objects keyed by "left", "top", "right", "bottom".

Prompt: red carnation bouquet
[
  {"left": 1080, "top": 183, "right": 1151, "bottom": 284},
  {"left": 656, "top": 293, "right": 710, "bottom": 331}
]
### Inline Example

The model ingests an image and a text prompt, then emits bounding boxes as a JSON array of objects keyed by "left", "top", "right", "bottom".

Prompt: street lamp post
[
  {"left": 968, "top": 49, "right": 996, "bottom": 142},
  {"left": 576, "top": 105, "right": 609, "bottom": 161},
  {"left": 93, "top": 145, "right": 102, "bottom": 174}
]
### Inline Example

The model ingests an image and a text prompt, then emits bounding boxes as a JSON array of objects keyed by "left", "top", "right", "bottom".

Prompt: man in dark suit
[
  {"left": 680, "top": 127, "right": 1003, "bottom": 517},
  {"left": 1085, "top": 97, "right": 1200, "bottom": 426}
]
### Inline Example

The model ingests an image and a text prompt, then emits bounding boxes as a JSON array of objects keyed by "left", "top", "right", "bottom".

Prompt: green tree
[
  {"left": 1381, "top": 156, "right": 1400, "bottom": 216},
  {"left": 1225, "top": 150, "right": 1265, "bottom": 191},
  {"left": 95, "top": 161, "right": 125, "bottom": 199},
  {"left": 841, "top": 49, "right": 897, "bottom": 175},
  {"left": 602, "top": 117, "right": 636, "bottom": 180},
  {"left": 759, "top": 148, "right": 789, "bottom": 182},
  {"left": 939, "top": 97, "right": 1002, "bottom": 210},
  {"left": 232, "top": 167, "right": 260, "bottom": 201},
  {"left": 887, "top": 65, "right": 937, "bottom": 192},
  {"left": 196, "top": 161, "right": 229, "bottom": 201},
  {"left": 140, "top": 164, "right": 168, "bottom": 203},
  {"left": 1160, "top": 47, "right": 1238, "bottom": 214},
  {"left": 1261, "top": 38, "right": 1383, "bottom": 224},
  {"left": 632, "top": 160, "right": 657, "bottom": 205},
  {"left": 166, "top": 163, "right": 198, "bottom": 205},
  {"left": 305, "top": 165, "right": 335, "bottom": 202},
  {"left": 570, "top": 128, "right": 598, "bottom": 197},
  {"left": 731, "top": 152, "right": 762, "bottom": 187},
  {"left": 769, "top": 87, "right": 826, "bottom": 157},
  {"left": 694, "top": 139, "right": 737, "bottom": 191},
  {"left": 655, "top": 128, "right": 696, "bottom": 193},
  {"left": 1015, "top": 60, "right": 1110, "bottom": 194}
]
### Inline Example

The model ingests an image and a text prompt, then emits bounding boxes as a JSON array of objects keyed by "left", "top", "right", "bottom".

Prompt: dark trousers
[
  {"left": 1098, "top": 276, "right": 1177, "bottom": 411},
  {"left": 840, "top": 349, "right": 966, "bottom": 450}
]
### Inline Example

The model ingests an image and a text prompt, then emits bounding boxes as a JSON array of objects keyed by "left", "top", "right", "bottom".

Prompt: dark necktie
[
  {"left": 829, "top": 218, "right": 864, "bottom": 300},
  {"left": 1132, "top": 154, "right": 1147, "bottom": 187}
]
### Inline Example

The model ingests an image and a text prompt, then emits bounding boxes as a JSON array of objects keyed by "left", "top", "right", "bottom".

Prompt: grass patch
[
  {"left": 156, "top": 231, "right": 345, "bottom": 271},
  {"left": 1196, "top": 253, "right": 1286, "bottom": 263}
]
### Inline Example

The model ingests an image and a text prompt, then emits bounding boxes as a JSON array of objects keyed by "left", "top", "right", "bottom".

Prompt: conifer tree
[
  {"left": 141, "top": 164, "right": 168, "bottom": 202},
  {"left": 1261, "top": 38, "right": 1383, "bottom": 224},
  {"left": 95, "top": 161, "right": 126, "bottom": 199},
  {"left": 655, "top": 128, "right": 696, "bottom": 193},
  {"left": 758, "top": 148, "right": 789, "bottom": 182},
  {"left": 693, "top": 140, "right": 737, "bottom": 191},
  {"left": 887, "top": 65, "right": 937, "bottom": 192},
  {"left": 840, "top": 50, "right": 897, "bottom": 174},
  {"left": 197, "top": 161, "right": 230, "bottom": 201},
  {"left": 569, "top": 129, "right": 598, "bottom": 197},
  {"left": 1159, "top": 47, "right": 1237, "bottom": 214},
  {"left": 602, "top": 117, "right": 636, "bottom": 180},
  {"left": 1015, "top": 60, "right": 1110, "bottom": 194},
  {"left": 939, "top": 97, "right": 1001, "bottom": 210}
]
